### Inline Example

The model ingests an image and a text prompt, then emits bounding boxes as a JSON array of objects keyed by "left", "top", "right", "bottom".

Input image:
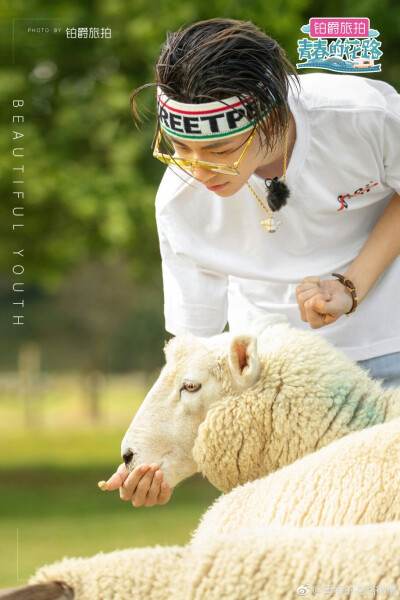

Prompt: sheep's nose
[{"left": 123, "top": 450, "right": 134, "bottom": 467}]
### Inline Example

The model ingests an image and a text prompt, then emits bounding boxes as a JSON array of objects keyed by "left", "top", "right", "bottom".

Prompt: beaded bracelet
[{"left": 331, "top": 273, "right": 358, "bottom": 316}]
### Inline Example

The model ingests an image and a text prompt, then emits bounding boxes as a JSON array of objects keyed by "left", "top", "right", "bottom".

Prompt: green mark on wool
[
  {"left": 330, "top": 383, "right": 384, "bottom": 426},
  {"left": 360, "top": 403, "right": 384, "bottom": 425},
  {"left": 331, "top": 383, "right": 352, "bottom": 404}
]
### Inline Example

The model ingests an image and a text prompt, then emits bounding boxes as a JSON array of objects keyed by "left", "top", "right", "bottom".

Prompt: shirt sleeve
[
  {"left": 382, "top": 83, "right": 400, "bottom": 196},
  {"left": 157, "top": 213, "right": 229, "bottom": 337}
]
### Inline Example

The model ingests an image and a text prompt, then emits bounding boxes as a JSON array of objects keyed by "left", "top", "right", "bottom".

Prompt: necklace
[{"left": 246, "top": 128, "right": 289, "bottom": 233}]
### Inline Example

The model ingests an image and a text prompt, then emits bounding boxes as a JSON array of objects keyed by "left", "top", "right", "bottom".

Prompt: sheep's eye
[{"left": 182, "top": 383, "right": 202, "bottom": 393}]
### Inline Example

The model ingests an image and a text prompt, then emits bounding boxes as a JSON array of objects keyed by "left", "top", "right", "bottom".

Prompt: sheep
[
  {"left": 6, "top": 319, "right": 400, "bottom": 600},
  {"left": 23, "top": 417, "right": 400, "bottom": 599},
  {"left": 27, "top": 546, "right": 185, "bottom": 600},
  {"left": 24, "top": 524, "right": 400, "bottom": 599},
  {"left": 121, "top": 315, "right": 400, "bottom": 492},
  {"left": 181, "top": 521, "right": 400, "bottom": 600},
  {"left": 191, "top": 416, "right": 400, "bottom": 543}
]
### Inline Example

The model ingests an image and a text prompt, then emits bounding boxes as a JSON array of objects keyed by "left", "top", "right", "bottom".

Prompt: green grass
[{"left": 0, "top": 426, "right": 220, "bottom": 588}]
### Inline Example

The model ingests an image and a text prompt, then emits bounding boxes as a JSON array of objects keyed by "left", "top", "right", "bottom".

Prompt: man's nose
[{"left": 191, "top": 165, "right": 215, "bottom": 183}]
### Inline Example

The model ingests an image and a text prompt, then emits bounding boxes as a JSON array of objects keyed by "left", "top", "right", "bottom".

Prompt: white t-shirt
[{"left": 155, "top": 73, "right": 400, "bottom": 361}]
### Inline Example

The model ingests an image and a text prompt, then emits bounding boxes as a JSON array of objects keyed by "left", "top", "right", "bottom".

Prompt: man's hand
[
  {"left": 105, "top": 463, "right": 173, "bottom": 507},
  {"left": 296, "top": 276, "right": 353, "bottom": 329}
]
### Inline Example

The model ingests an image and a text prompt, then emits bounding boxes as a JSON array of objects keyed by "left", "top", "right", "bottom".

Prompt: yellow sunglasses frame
[{"left": 153, "top": 126, "right": 257, "bottom": 176}]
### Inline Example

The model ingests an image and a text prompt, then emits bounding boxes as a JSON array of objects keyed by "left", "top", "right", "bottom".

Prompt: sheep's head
[
  {"left": 121, "top": 332, "right": 261, "bottom": 488},
  {"left": 123, "top": 314, "right": 388, "bottom": 494}
]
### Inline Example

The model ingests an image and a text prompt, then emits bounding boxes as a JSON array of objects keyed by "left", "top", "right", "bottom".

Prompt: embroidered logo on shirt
[{"left": 337, "top": 181, "right": 378, "bottom": 210}]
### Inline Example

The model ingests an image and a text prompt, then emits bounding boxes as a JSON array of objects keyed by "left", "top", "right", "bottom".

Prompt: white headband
[{"left": 157, "top": 87, "right": 257, "bottom": 141}]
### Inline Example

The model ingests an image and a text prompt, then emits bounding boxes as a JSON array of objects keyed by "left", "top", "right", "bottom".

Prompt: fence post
[
  {"left": 81, "top": 369, "right": 104, "bottom": 422},
  {"left": 18, "top": 343, "right": 42, "bottom": 427}
]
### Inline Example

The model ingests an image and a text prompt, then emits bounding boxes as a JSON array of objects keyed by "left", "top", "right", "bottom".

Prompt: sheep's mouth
[
  {"left": 126, "top": 451, "right": 172, "bottom": 474},
  {"left": 124, "top": 451, "right": 173, "bottom": 475}
]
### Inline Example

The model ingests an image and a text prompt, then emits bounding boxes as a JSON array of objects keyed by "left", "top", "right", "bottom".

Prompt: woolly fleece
[
  {"left": 191, "top": 322, "right": 400, "bottom": 492},
  {"left": 193, "top": 417, "right": 400, "bottom": 543},
  {"left": 30, "top": 524, "right": 400, "bottom": 599},
  {"left": 30, "top": 419, "right": 400, "bottom": 599}
]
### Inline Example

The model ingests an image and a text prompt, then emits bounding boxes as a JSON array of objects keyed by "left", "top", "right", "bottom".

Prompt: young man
[{"left": 109, "top": 18, "right": 400, "bottom": 507}]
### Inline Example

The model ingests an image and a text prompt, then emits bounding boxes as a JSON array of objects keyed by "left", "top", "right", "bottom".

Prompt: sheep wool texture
[
  {"left": 182, "top": 524, "right": 400, "bottom": 600},
  {"left": 30, "top": 419, "right": 400, "bottom": 599},
  {"left": 192, "top": 321, "right": 400, "bottom": 492},
  {"left": 30, "top": 546, "right": 185, "bottom": 600},
  {"left": 192, "top": 417, "right": 400, "bottom": 542},
  {"left": 30, "top": 525, "right": 400, "bottom": 600}
]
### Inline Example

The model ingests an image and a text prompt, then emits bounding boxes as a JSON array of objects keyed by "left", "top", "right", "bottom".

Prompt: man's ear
[{"left": 228, "top": 335, "right": 260, "bottom": 390}]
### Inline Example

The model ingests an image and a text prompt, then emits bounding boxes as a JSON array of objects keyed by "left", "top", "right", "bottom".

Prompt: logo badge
[{"left": 296, "top": 18, "right": 382, "bottom": 73}]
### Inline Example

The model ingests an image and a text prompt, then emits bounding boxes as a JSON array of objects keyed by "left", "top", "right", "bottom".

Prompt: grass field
[{"left": 0, "top": 377, "right": 220, "bottom": 588}]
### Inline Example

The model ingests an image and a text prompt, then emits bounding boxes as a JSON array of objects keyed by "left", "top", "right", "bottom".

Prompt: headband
[{"left": 157, "top": 87, "right": 257, "bottom": 141}]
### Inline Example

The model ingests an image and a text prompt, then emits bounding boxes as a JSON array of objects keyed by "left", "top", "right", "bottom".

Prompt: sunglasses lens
[
  {"left": 154, "top": 152, "right": 238, "bottom": 175},
  {"left": 156, "top": 155, "right": 188, "bottom": 168},
  {"left": 211, "top": 166, "right": 236, "bottom": 175}
]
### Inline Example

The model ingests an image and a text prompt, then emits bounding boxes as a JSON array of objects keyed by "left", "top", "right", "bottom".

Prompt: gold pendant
[{"left": 261, "top": 217, "right": 282, "bottom": 233}]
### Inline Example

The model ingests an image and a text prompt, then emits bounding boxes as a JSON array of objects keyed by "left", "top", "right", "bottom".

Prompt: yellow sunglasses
[{"left": 153, "top": 126, "right": 257, "bottom": 176}]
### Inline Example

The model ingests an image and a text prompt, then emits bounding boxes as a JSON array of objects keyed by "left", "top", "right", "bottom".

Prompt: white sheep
[
  {"left": 6, "top": 320, "right": 400, "bottom": 600},
  {"left": 121, "top": 316, "right": 400, "bottom": 492},
  {"left": 192, "top": 415, "right": 400, "bottom": 542},
  {"left": 25, "top": 524, "right": 400, "bottom": 600},
  {"left": 26, "top": 417, "right": 400, "bottom": 599}
]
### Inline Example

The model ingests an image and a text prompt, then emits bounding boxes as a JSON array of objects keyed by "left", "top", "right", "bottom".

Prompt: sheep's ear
[{"left": 228, "top": 335, "right": 260, "bottom": 390}]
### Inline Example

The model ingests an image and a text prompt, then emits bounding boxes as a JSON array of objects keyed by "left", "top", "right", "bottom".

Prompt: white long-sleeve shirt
[{"left": 155, "top": 73, "right": 400, "bottom": 361}]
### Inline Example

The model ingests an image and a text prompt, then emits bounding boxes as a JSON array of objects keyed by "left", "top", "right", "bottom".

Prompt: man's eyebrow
[{"left": 166, "top": 135, "right": 233, "bottom": 150}]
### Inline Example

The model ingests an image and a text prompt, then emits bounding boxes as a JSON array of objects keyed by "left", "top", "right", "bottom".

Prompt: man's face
[{"left": 166, "top": 126, "right": 278, "bottom": 197}]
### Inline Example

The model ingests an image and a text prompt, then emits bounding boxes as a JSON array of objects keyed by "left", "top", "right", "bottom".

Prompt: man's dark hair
[{"left": 130, "top": 18, "right": 300, "bottom": 154}]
